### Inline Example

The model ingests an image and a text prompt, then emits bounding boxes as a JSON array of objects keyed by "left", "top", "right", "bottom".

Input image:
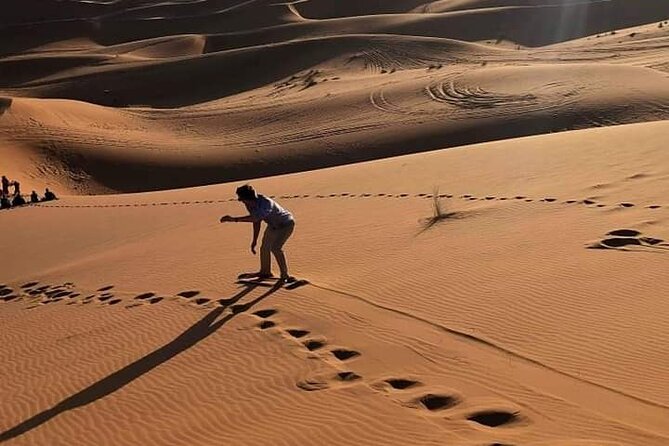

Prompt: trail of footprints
[
  {"left": 4, "top": 277, "right": 314, "bottom": 310},
  {"left": 0, "top": 282, "right": 222, "bottom": 309},
  {"left": 39, "top": 191, "right": 663, "bottom": 211},
  {"left": 251, "top": 308, "right": 523, "bottom": 434},
  {"left": 5, "top": 280, "right": 523, "bottom": 439}
]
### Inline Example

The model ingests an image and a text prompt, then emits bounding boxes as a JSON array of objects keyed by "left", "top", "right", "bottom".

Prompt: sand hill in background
[{"left": 1, "top": 0, "right": 668, "bottom": 193}]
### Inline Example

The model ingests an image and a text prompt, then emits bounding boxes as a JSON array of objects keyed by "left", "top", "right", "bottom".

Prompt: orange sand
[{"left": 1, "top": 1, "right": 669, "bottom": 445}]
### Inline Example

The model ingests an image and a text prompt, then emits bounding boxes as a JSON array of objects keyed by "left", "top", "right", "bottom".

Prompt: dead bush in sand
[{"left": 422, "top": 187, "right": 457, "bottom": 231}]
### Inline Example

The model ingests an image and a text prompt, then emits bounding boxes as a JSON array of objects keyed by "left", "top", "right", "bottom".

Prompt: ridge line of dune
[{"left": 306, "top": 282, "right": 669, "bottom": 411}]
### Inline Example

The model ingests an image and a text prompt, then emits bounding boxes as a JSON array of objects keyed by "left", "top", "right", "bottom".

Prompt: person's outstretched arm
[
  {"left": 220, "top": 214, "right": 256, "bottom": 223},
  {"left": 220, "top": 214, "right": 262, "bottom": 254}
]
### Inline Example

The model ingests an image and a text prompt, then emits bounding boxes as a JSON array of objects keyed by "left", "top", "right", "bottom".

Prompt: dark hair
[{"left": 236, "top": 184, "right": 257, "bottom": 201}]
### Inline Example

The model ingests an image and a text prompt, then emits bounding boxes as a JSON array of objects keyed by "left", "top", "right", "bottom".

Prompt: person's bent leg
[
  {"left": 271, "top": 223, "right": 295, "bottom": 278},
  {"left": 259, "top": 227, "right": 275, "bottom": 276}
]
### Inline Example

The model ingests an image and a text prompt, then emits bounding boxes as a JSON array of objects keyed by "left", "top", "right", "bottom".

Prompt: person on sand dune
[
  {"left": 220, "top": 184, "right": 295, "bottom": 282},
  {"left": 0, "top": 194, "right": 11, "bottom": 210},
  {"left": 43, "top": 188, "right": 57, "bottom": 201},
  {"left": 30, "top": 191, "right": 39, "bottom": 203},
  {"left": 12, "top": 194, "right": 25, "bottom": 207},
  {"left": 1, "top": 176, "right": 8, "bottom": 196}
]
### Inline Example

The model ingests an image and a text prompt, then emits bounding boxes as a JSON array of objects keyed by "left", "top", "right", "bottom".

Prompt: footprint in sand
[
  {"left": 414, "top": 393, "right": 460, "bottom": 412},
  {"left": 297, "top": 370, "right": 363, "bottom": 392},
  {"left": 608, "top": 229, "right": 640, "bottom": 237},
  {"left": 304, "top": 339, "right": 327, "bottom": 351},
  {"left": 178, "top": 290, "right": 200, "bottom": 298},
  {"left": 253, "top": 309, "right": 278, "bottom": 319},
  {"left": 336, "top": 371, "right": 362, "bottom": 382},
  {"left": 286, "top": 329, "right": 310, "bottom": 338},
  {"left": 619, "top": 202, "right": 635, "bottom": 208},
  {"left": 589, "top": 229, "right": 665, "bottom": 251},
  {"left": 135, "top": 292, "right": 156, "bottom": 300},
  {"left": 467, "top": 410, "right": 520, "bottom": 428},
  {"left": 384, "top": 378, "right": 421, "bottom": 390},
  {"left": 51, "top": 290, "right": 73, "bottom": 298},
  {"left": 331, "top": 348, "right": 360, "bottom": 361},
  {"left": 372, "top": 378, "right": 423, "bottom": 395},
  {"left": 97, "top": 285, "right": 114, "bottom": 292},
  {"left": 259, "top": 320, "right": 276, "bottom": 329}
]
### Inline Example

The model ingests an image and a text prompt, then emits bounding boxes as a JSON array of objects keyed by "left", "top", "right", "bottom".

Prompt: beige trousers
[{"left": 259, "top": 221, "right": 295, "bottom": 277}]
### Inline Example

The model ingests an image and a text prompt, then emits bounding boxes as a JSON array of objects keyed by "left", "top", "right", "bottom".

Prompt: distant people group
[{"left": 0, "top": 175, "right": 57, "bottom": 210}]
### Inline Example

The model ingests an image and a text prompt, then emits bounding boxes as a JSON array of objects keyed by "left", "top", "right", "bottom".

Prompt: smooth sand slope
[
  {"left": 2, "top": 122, "right": 669, "bottom": 445},
  {"left": 2, "top": 1, "right": 669, "bottom": 445}
]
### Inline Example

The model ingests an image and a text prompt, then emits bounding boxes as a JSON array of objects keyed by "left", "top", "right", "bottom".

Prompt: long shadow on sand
[{"left": 0, "top": 282, "right": 282, "bottom": 443}]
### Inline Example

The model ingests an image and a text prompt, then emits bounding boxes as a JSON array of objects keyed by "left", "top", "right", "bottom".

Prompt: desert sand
[{"left": 1, "top": 1, "right": 669, "bottom": 445}]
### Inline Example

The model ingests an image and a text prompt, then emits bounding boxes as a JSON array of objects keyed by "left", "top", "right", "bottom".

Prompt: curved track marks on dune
[{"left": 426, "top": 76, "right": 539, "bottom": 110}]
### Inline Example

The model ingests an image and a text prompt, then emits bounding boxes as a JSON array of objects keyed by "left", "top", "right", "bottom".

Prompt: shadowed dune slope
[
  {"left": 2, "top": 58, "right": 668, "bottom": 193},
  {"left": 3, "top": 0, "right": 668, "bottom": 57},
  {"left": 0, "top": 0, "right": 668, "bottom": 195}
]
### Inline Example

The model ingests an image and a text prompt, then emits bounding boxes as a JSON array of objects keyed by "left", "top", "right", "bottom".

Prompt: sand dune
[
  {"left": 2, "top": 1, "right": 669, "bottom": 445},
  {"left": 2, "top": 55, "right": 668, "bottom": 193},
  {"left": 2, "top": 123, "right": 669, "bottom": 445},
  {"left": 1, "top": 0, "right": 667, "bottom": 193}
]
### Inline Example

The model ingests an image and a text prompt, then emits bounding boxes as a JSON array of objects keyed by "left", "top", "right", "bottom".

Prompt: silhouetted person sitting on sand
[
  {"left": 43, "top": 188, "right": 57, "bottom": 201},
  {"left": 30, "top": 191, "right": 39, "bottom": 203},
  {"left": 220, "top": 184, "right": 296, "bottom": 282},
  {"left": 11, "top": 180, "right": 20, "bottom": 196},
  {"left": 0, "top": 194, "right": 11, "bottom": 210},
  {"left": 1, "top": 176, "right": 8, "bottom": 196},
  {"left": 12, "top": 194, "right": 25, "bottom": 206}
]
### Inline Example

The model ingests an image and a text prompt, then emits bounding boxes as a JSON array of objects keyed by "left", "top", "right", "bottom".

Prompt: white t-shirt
[{"left": 248, "top": 195, "right": 294, "bottom": 228}]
